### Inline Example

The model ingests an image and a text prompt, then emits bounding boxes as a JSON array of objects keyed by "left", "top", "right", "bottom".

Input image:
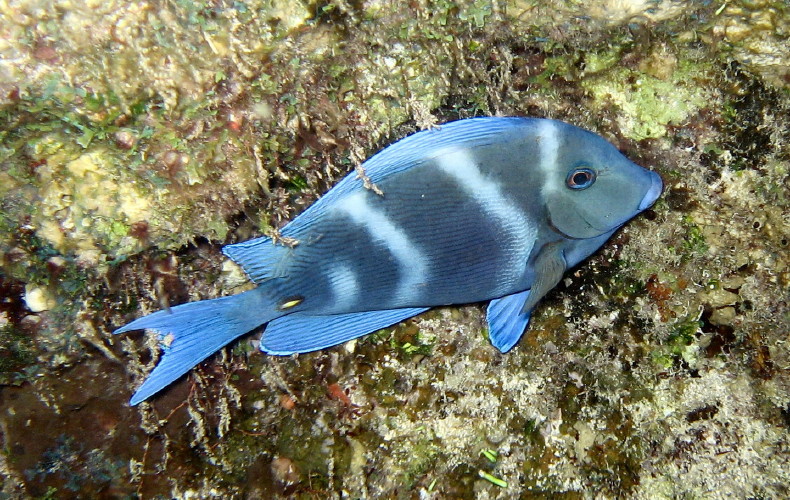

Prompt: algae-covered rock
[
  {"left": 0, "top": 0, "right": 788, "bottom": 498},
  {"left": 582, "top": 48, "right": 715, "bottom": 140}
]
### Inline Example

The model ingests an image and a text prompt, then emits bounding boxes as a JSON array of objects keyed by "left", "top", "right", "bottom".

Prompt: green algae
[
  {"left": 0, "top": 323, "right": 36, "bottom": 386},
  {"left": 651, "top": 314, "right": 704, "bottom": 370},
  {"left": 582, "top": 51, "right": 715, "bottom": 140}
]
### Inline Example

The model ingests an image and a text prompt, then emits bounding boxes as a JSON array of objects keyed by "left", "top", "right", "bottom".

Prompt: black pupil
[{"left": 573, "top": 171, "right": 590, "bottom": 185}]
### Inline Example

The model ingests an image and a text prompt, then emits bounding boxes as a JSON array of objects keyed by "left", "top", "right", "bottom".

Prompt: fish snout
[{"left": 638, "top": 170, "right": 663, "bottom": 211}]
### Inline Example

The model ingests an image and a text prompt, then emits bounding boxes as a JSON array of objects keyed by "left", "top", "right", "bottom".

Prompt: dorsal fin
[
  {"left": 282, "top": 117, "right": 532, "bottom": 236},
  {"left": 222, "top": 236, "right": 291, "bottom": 284},
  {"left": 224, "top": 117, "right": 533, "bottom": 282}
]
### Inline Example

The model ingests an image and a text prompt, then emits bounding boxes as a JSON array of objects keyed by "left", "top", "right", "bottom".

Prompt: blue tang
[{"left": 115, "top": 117, "right": 662, "bottom": 405}]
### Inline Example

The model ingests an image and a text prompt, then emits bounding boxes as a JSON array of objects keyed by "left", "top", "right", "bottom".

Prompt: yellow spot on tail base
[{"left": 279, "top": 296, "right": 304, "bottom": 310}]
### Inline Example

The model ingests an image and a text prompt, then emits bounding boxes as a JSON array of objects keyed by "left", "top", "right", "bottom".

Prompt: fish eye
[{"left": 566, "top": 167, "right": 597, "bottom": 190}]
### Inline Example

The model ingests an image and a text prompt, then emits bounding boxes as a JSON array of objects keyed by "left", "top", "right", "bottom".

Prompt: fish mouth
[{"left": 638, "top": 171, "right": 663, "bottom": 211}]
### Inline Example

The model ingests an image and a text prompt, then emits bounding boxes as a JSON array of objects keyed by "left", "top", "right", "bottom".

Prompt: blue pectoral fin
[
  {"left": 261, "top": 307, "right": 429, "bottom": 355},
  {"left": 486, "top": 290, "right": 532, "bottom": 353},
  {"left": 521, "top": 241, "right": 566, "bottom": 314},
  {"left": 114, "top": 289, "right": 274, "bottom": 405}
]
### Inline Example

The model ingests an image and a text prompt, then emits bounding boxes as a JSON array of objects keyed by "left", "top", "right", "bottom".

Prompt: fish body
[{"left": 116, "top": 117, "right": 662, "bottom": 404}]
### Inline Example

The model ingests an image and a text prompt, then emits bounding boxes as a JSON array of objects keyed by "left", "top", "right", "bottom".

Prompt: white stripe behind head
[
  {"left": 536, "top": 120, "right": 560, "bottom": 197},
  {"left": 337, "top": 192, "right": 428, "bottom": 302},
  {"left": 436, "top": 148, "right": 536, "bottom": 290}
]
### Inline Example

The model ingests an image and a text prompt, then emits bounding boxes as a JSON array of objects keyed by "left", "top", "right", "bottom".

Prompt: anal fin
[{"left": 261, "top": 307, "right": 429, "bottom": 355}]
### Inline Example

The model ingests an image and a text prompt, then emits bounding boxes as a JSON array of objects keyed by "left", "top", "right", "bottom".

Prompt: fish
[{"left": 115, "top": 117, "right": 662, "bottom": 405}]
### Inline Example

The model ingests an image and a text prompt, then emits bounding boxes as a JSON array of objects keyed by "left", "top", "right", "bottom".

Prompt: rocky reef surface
[{"left": 0, "top": 0, "right": 787, "bottom": 498}]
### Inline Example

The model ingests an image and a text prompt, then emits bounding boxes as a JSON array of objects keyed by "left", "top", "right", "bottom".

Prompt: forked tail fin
[{"left": 114, "top": 288, "right": 276, "bottom": 405}]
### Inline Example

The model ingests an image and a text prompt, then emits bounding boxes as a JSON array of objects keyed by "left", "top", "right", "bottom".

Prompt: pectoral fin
[
  {"left": 487, "top": 289, "right": 532, "bottom": 352},
  {"left": 521, "top": 241, "right": 567, "bottom": 314}
]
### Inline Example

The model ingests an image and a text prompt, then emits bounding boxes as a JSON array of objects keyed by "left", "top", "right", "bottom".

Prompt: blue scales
[{"left": 115, "top": 117, "right": 663, "bottom": 405}]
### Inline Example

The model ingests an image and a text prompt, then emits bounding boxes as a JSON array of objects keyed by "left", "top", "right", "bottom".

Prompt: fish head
[{"left": 543, "top": 123, "right": 662, "bottom": 240}]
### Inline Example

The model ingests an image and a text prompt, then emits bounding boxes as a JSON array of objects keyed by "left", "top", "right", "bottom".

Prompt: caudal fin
[{"left": 114, "top": 288, "right": 275, "bottom": 405}]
